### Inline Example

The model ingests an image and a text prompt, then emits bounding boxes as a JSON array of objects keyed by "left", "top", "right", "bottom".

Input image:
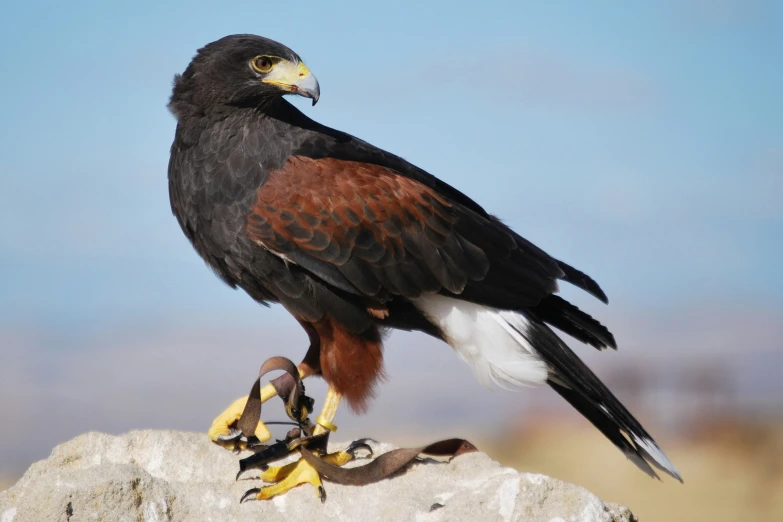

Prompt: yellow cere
[{"left": 296, "top": 61, "right": 311, "bottom": 78}]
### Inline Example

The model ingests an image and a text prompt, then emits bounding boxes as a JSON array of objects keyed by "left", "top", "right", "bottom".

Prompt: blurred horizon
[{"left": 1, "top": 2, "right": 782, "bottom": 520}]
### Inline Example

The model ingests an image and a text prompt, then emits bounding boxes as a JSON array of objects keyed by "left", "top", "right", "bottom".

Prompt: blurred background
[{"left": 1, "top": 1, "right": 782, "bottom": 520}]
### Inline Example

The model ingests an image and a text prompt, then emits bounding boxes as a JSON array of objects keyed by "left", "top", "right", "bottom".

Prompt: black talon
[
  {"left": 216, "top": 428, "right": 243, "bottom": 443},
  {"left": 347, "top": 442, "right": 373, "bottom": 458},
  {"left": 346, "top": 438, "right": 375, "bottom": 458},
  {"left": 236, "top": 468, "right": 255, "bottom": 481},
  {"left": 215, "top": 428, "right": 257, "bottom": 453},
  {"left": 317, "top": 485, "right": 326, "bottom": 503},
  {"left": 240, "top": 488, "right": 261, "bottom": 504}
]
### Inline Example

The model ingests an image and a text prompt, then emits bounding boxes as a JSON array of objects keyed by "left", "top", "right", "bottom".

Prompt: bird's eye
[{"left": 251, "top": 56, "right": 274, "bottom": 73}]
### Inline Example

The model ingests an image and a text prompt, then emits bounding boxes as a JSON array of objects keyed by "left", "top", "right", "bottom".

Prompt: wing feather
[{"left": 244, "top": 152, "right": 605, "bottom": 315}]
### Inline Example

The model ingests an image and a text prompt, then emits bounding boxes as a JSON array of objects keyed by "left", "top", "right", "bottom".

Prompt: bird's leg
[
  {"left": 208, "top": 365, "right": 312, "bottom": 451},
  {"left": 312, "top": 385, "right": 341, "bottom": 435},
  {"left": 211, "top": 320, "right": 324, "bottom": 451},
  {"left": 242, "top": 386, "right": 364, "bottom": 502}
]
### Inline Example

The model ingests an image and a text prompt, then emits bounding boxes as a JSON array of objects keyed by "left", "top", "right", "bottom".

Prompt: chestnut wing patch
[{"left": 246, "top": 156, "right": 489, "bottom": 298}]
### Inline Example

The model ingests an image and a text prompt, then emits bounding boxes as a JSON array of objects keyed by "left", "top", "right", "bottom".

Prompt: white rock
[{"left": 0, "top": 430, "right": 636, "bottom": 522}]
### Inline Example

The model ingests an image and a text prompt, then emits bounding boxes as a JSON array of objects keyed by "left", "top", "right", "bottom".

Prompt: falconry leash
[{"left": 227, "top": 355, "right": 477, "bottom": 503}]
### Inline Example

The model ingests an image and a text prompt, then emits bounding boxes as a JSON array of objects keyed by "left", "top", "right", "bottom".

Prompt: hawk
[{"left": 167, "top": 34, "right": 681, "bottom": 500}]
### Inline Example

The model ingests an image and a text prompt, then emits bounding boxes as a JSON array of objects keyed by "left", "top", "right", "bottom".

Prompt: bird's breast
[{"left": 168, "top": 113, "right": 293, "bottom": 284}]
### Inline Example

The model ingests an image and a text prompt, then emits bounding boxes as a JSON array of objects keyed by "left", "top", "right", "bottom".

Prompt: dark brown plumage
[
  {"left": 247, "top": 156, "right": 484, "bottom": 297},
  {"left": 167, "top": 34, "right": 681, "bottom": 481}
]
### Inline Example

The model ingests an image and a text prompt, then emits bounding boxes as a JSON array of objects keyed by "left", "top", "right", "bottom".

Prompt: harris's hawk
[{"left": 167, "top": 35, "right": 681, "bottom": 500}]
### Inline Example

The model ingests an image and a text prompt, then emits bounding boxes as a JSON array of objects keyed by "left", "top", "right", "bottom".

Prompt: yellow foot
[
  {"left": 241, "top": 449, "right": 356, "bottom": 503},
  {"left": 209, "top": 368, "right": 309, "bottom": 451},
  {"left": 207, "top": 395, "right": 272, "bottom": 451}
]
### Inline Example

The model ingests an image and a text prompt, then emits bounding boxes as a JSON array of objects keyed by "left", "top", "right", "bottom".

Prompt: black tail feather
[
  {"left": 514, "top": 318, "right": 682, "bottom": 481},
  {"left": 532, "top": 295, "right": 617, "bottom": 350},
  {"left": 548, "top": 378, "right": 660, "bottom": 480},
  {"left": 556, "top": 260, "right": 609, "bottom": 304}
]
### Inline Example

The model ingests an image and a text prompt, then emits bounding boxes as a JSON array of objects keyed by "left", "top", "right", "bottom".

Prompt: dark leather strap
[
  {"left": 237, "top": 356, "right": 302, "bottom": 437},
  {"left": 300, "top": 438, "right": 477, "bottom": 486},
  {"left": 235, "top": 355, "right": 478, "bottom": 487}
]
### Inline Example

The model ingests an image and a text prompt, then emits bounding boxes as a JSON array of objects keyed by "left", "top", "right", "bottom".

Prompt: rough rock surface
[{"left": 0, "top": 430, "right": 636, "bottom": 522}]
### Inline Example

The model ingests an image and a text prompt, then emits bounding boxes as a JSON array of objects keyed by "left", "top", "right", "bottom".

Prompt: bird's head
[{"left": 169, "top": 34, "right": 320, "bottom": 118}]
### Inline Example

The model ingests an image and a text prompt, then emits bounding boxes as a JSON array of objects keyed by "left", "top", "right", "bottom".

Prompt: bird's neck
[{"left": 262, "top": 99, "right": 329, "bottom": 133}]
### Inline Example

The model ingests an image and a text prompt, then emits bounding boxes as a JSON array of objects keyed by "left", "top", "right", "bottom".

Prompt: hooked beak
[
  {"left": 294, "top": 71, "right": 320, "bottom": 105},
  {"left": 262, "top": 60, "right": 320, "bottom": 106}
]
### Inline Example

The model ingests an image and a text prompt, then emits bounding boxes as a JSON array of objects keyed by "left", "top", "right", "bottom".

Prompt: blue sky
[
  {"left": 1, "top": 0, "right": 781, "bottom": 330},
  {"left": 0, "top": 0, "right": 782, "bottom": 475}
]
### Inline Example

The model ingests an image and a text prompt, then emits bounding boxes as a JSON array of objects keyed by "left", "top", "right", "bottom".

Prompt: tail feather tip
[{"left": 632, "top": 434, "right": 683, "bottom": 483}]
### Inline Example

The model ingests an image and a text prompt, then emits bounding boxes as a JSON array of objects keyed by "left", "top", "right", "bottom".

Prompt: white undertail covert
[{"left": 413, "top": 294, "right": 549, "bottom": 389}]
